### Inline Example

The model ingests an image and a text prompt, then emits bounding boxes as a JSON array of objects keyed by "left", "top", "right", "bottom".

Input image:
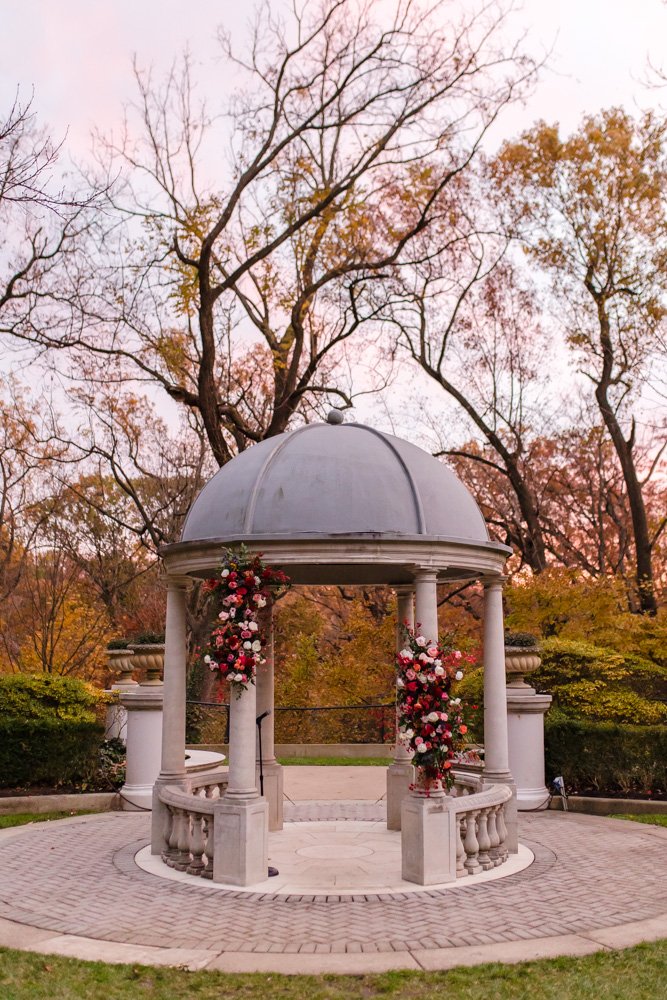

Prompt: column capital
[
  {"left": 394, "top": 583, "right": 416, "bottom": 596},
  {"left": 482, "top": 574, "right": 507, "bottom": 592},
  {"left": 165, "top": 573, "right": 192, "bottom": 592},
  {"left": 412, "top": 566, "right": 438, "bottom": 582}
]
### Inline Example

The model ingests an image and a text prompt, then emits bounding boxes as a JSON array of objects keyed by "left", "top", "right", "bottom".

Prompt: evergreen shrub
[
  {"left": 545, "top": 719, "right": 667, "bottom": 797},
  {"left": 0, "top": 717, "right": 104, "bottom": 787}
]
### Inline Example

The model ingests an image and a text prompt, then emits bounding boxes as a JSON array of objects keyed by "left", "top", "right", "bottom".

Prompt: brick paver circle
[{"left": 0, "top": 808, "right": 665, "bottom": 956}]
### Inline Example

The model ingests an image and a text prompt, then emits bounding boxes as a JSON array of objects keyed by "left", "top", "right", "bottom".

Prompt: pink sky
[{"left": 2, "top": 0, "right": 667, "bottom": 165}]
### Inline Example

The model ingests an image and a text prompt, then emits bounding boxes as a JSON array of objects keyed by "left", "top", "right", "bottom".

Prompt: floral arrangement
[
  {"left": 201, "top": 546, "right": 290, "bottom": 693},
  {"left": 396, "top": 627, "right": 474, "bottom": 790}
]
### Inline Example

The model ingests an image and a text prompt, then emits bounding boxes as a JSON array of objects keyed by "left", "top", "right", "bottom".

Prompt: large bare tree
[{"left": 34, "top": 0, "right": 535, "bottom": 466}]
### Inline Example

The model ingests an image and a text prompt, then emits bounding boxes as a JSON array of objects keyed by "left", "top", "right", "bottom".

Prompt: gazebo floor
[{"left": 136, "top": 813, "right": 533, "bottom": 897}]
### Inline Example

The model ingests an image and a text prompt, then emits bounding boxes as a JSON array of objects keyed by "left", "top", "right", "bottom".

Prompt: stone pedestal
[
  {"left": 213, "top": 794, "right": 269, "bottom": 886},
  {"left": 401, "top": 788, "right": 457, "bottom": 885},
  {"left": 105, "top": 676, "right": 139, "bottom": 744},
  {"left": 506, "top": 686, "right": 552, "bottom": 811},
  {"left": 119, "top": 684, "right": 164, "bottom": 811},
  {"left": 387, "top": 760, "right": 415, "bottom": 831}
]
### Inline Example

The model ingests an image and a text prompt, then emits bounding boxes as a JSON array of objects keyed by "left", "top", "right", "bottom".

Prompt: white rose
[
  {"left": 455, "top": 670, "right": 464, "bottom": 681},
  {"left": 229, "top": 608, "right": 236, "bottom": 617},
  {"left": 399, "top": 648, "right": 412, "bottom": 659},
  {"left": 249, "top": 621, "right": 259, "bottom": 632},
  {"left": 434, "top": 665, "right": 445, "bottom": 676},
  {"left": 404, "top": 728, "right": 414, "bottom": 739},
  {"left": 440, "top": 713, "right": 448, "bottom": 722},
  {"left": 417, "top": 673, "right": 427, "bottom": 682},
  {"left": 396, "top": 677, "right": 405, "bottom": 688},
  {"left": 221, "top": 569, "right": 230, "bottom": 577},
  {"left": 451, "top": 697, "right": 461, "bottom": 706},
  {"left": 218, "top": 611, "right": 229, "bottom": 621},
  {"left": 233, "top": 673, "right": 244, "bottom": 682},
  {"left": 251, "top": 640, "right": 262, "bottom": 652},
  {"left": 415, "top": 636, "right": 428, "bottom": 647},
  {"left": 417, "top": 744, "right": 427, "bottom": 753},
  {"left": 419, "top": 653, "right": 429, "bottom": 662},
  {"left": 243, "top": 641, "right": 252, "bottom": 649},
  {"left": 427, "top": 712, "right": 439, "bottom": 722},
  {"left": 204, "top": 655, "right": 211, "bottom": 664},
  {"left": 256, "top": 596, "right": 267, "bottom": 608},
  {"left": 254, "top": 576, "right": 261, "bottom": 585}
]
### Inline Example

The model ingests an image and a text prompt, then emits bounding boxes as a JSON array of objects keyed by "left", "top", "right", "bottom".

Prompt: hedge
[
  {"left": 0, "top": 674, "right": 105, "bottom": 723},
  {"left": 545, "top": 719, "right": 667, "bottom": 797},
  {"left": 0, "top": 717, "right": 105, "bottom": 788}
]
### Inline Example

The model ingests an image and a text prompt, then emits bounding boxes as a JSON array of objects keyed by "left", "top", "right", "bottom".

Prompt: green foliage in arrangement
[
  {"left": 545, "top": 719, "right": 667, "bottom": 797},
  {"left": 106, "top": 638, "right": 131, "bottom": 650},
  {"left": 131, "top": 632, "right": 165, "bottom": 645},
  {"left": 0, "top": 674, "right": 107, "bottom": 723},
  {"left": 504, "top": 632, "right": 539, "bottom": 647}
]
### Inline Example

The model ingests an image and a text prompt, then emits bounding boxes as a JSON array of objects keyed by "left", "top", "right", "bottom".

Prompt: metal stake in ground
[{"left": 256, "top": 709, "right": 279, "bottom": 877}]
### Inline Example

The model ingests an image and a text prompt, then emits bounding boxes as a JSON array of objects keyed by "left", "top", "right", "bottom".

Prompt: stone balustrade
[{"left": 156, "top": 766, "right": 511, "bottom": 885}]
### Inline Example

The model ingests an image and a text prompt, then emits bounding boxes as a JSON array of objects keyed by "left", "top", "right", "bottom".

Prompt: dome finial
[{"left": 327, "top": 408, "right": 344, "bottom": 425}]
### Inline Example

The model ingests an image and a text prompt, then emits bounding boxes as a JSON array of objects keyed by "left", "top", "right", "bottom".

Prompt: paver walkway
[{"left": 0, "top": 800, "right": 665, "bottom": 973}]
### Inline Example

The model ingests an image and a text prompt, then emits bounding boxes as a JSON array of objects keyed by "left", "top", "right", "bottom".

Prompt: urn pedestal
[{"left": 505, "top": 646, "right": 552, "bottom": 812}]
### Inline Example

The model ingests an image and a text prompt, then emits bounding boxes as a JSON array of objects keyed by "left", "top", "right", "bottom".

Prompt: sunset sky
[{"left": 2, "top": 0, "right": 666, "bottom": 163}]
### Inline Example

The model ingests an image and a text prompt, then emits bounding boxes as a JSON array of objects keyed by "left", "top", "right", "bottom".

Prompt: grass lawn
[
  {"left": 613, "top": 813, "right": 667, "bottom": 827},
  {"left": 278, "top": 757, "right": 389, "bottom": 766},
  {"left": 0, "top": 812, "right": 92, "bottom": 830},
  {"left": 0, "top": 941, "right": 665, "bottom": 999}
]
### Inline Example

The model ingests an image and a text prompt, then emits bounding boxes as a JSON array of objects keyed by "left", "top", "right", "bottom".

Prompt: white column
[
  {"left": 414, "top": 568, "right": 438, "bottom": 644},
  {"left": 482, "top": 576, "right": 518, "bottom": 851},
  {"left": 255, "top": 603, "right": 283, "bottom": 831},
  {"left": 151, "top": 575, "right": 189, "bottom": 852},
  {"left": 215, "top": 677, "right": 269, "bottom": 885},
  {"left": 387, "top": 585, "right": 415, "bottom": 830}
]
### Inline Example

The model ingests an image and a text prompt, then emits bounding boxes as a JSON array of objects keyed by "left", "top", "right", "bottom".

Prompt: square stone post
[
  {"left": 255, "top": 602, "right": 283, "bottom": 831},
  {"left": 387, "top": 585, "right": 415, "bottom": 830},
  {"left": 214, "top": 677, "right": 268, "bottom": 885},
  {"left": 481, "top": 576, "right": 518, "bottom": 852},
  {"left": 151, "top": 574, "right": 190, "bottom": 854},
  {"left": 401, "top": 787, "right": 457, "bottom": 885}
]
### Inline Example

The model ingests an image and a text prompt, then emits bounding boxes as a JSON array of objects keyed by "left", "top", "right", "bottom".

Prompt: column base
[
  {"left": 256, "top": 760, "right": 283, "bottom": 831},
  {"left": 517, "top": 785, "right": 551, "bottom": 811},
  {"left": 386, "top": 761, "right": 415, "bottom": 831},
  {"left": 401, "top": 790, "right": 457, "bottom": 885},
  {"left": 213, "top": 794, "right": 268, "bottom": 886}
]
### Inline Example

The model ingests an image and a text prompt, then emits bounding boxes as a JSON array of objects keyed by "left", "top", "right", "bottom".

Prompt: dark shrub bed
[
  {"left": 0, "top": 717, "right": 105, "bottom": 788},
  {"left": 545, "top": 719, "right": 667, "bottom": 798}
]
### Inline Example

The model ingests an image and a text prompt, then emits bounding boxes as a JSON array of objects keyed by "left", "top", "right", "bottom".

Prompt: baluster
[
  {"left": 162, "top": 805, "right": 175, "bottom": 864},
  {"left": 174, "top": 809, "right": 192, "bottom": 871},
  {"left": 187, "top": 813, "right": 206, "bottom": 876},
  {"left": 456, "top": 814, "right": 467, "bottom": 877},
  {"left": 463, "top": 809, "right": 482, "bottom": 874},
  {"left": 202, "top": 815, "right": 214, "bottom": 879},
  {"left": 496, "top": 803, "right": 508, "bottom": 862},
  {"left": 205, "top": 785, "right": 215, "bottom": 799},
  {"left": 488, "top": 805, "right": 501, "bottom": 865},
  {"left": 477, "top": 808, "right": 493, "bottom": 870},
  {"left": 165, "top": 806, "right": 180, "bottom": 867}
]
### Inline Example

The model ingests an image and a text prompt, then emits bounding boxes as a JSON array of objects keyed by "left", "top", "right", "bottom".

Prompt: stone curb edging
[
  {"left": 0, "top": 913, "right": 664, "bottom": 975},
  {"left": 0, "top": 792, "right": 120, "bottom": 816},
  {"left": 549, "top": 796, "right": 667, "bottom": 816}
]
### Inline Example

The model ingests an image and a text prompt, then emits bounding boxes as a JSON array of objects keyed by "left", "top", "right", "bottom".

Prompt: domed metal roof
[{"left": 181, "top": 416, "right": 489, "bottom": 545}]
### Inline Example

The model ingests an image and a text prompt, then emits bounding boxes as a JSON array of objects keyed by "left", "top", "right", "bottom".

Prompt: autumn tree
[
  {"left": 39, "top": 0, "right": 535, "bottom": 467},
  {"left": 492, "top": 109, "right": 667, "bottom": 613}
]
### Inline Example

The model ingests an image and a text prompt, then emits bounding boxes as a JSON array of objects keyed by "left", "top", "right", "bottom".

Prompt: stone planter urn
[
  {"left": 504, "top": 645, "right": 542, "bottom": 688},
  {"left": 128, "top": 641, "right": 165, "bottom": 685},
  {"left": 106, "top": 646, "right": 135, "bottom": 684}
]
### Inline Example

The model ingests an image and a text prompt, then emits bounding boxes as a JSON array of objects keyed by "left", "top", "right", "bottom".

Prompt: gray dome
[{"left": 181, "top": 422, "right": 489, "bottom": 544}]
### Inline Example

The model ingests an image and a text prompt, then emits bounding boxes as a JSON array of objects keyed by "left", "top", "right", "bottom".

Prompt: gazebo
[{"left": 152, "top": 411, "right": 516, "bottom": 886}]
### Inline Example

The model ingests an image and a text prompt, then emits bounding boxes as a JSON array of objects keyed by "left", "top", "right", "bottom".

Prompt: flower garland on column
[
  {"left": 201, "top": 546, "right": 290, "bottom": 695},
  {"left": 396, "top": 627, "right": 473, "bottom": 791}
]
